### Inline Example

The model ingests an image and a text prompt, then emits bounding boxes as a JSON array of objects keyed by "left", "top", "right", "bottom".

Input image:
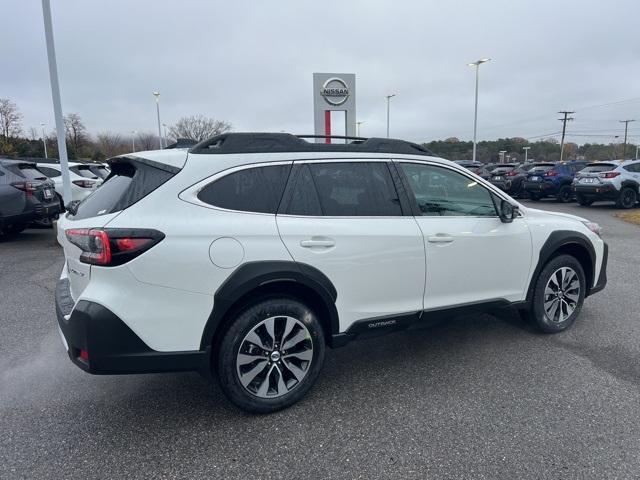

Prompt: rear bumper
[
  {"left": 523, "top": 181, "right": 558, "bottom": 195},
  {"left": 0, "top": 211, "right": 37, "bottom": 227},
  {"left": 55, "top": 278, "right": 208, "bottom": 375},
  {"left": 34, "top": 201, "right": 61, "bottom": 219},
  {"left": 574, "top": 184, "right": 619, "bottom": 200}
]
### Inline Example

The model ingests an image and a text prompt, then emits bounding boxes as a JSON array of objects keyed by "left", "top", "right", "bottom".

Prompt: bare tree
[
  {"left": 28, "top": 127, "right": 39, "bottom": 140},
  {"left": 64, "top": 113, "right": 89, "bottom": 157},
  {"left": 136, "top": 131, "right": 160, "bottom": 151},
  {"left": 0, "top": 98, "right": 23, "bottom": 138},
  {"left": 169, "top": 115, "right": 231, "bottom": 142},
  {"left": 96, "top": 131, "right": 128, "bottom": 158}
]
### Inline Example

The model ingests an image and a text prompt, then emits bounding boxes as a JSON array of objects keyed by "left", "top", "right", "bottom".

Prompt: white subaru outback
[{"left": 55, "top": 133, "right": 608, "bottom": 413}]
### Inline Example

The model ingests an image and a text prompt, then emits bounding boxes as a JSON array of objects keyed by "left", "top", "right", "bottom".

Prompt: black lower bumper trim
[
  {"left": 588, "top": 242, "right": 608, "bottom": 296},
  {"left": 55, "top": 278, "right": 208, "bottom": 375}
]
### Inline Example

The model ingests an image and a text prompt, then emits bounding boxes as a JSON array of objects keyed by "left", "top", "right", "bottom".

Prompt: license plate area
[{"left": 44, "top": 188, "right": 54, "bottom": 199}]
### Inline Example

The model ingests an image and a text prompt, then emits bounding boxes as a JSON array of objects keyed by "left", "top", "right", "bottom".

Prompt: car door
[
  {"left": 396, "top": 160, "right": 532, "bottom": 310},
  {"left": 276, "top": 160, "right": 425, "bottom": 333}
]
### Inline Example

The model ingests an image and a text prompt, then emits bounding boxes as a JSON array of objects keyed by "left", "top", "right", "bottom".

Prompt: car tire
[
  {"left": 576, "top": 194, "right": 594, "bottom": 206},
  {"left": 616, "top": 187, "right": 637, "bottom": 209},
  {"left": 529, "top": 193, "right": 541, "bottom": 201},
  {"left": 529, "top": 254, "right": 586, "bottom": 333},
  {"left": 556, "top": 185, "right": 573, "bottom": 203},
  {"left": 216, "top": 297, "right": 326, "bottom": 413}
]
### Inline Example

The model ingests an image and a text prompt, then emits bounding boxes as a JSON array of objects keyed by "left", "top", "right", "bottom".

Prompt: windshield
[
  {"left": 6, "top": 164, "right": 49, "bottom": 180},
  {"left": 529, "top": 164, "right": 554, "bottom": 172},
  {"left": 89, "top": 166, "right": 110, "bottom": 179}
]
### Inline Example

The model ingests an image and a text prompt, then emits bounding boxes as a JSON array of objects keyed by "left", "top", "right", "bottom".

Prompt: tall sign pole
[{"left": 41, "top": 0, "right": 71, "bottom": 204}]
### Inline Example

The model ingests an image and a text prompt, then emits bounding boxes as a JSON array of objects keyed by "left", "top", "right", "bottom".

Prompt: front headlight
[{"left": 582, "top": 221, "right": 602, "bottom": 236}]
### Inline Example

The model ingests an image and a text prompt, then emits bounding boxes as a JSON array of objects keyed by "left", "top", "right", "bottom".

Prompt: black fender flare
[
  {"left": 620, "top": 180, "right": 639, "bottom": 193},
  {"left": 525, "top": 230, "right": 596, "bottom": 302},
  {"left": 200, "top": 261, "right": 338, "bottom": 350}
]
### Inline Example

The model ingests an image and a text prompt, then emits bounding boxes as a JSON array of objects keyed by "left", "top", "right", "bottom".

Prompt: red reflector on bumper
[{"left": 79, "top": 349, "right": 89, "bottom": 362}]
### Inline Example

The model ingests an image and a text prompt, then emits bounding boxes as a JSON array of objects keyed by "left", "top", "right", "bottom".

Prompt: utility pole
[
  {"left": 619, "top": 119, "right": 635, "bottom": 159},
  {"left": 558, "top": 111, "right": 574, "bottom": 162}
]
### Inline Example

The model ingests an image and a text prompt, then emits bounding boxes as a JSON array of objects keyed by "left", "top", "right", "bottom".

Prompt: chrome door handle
[
  {"left": 427, "top": 234, "right": 454, "bottom": 243},
  {"left": 300, "top": 239, "right": 335, "bottom": 248}
]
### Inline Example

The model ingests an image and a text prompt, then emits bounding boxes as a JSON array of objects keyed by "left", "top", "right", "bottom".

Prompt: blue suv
[{"left": 523, "top": 161, "right": 587, "bottom": 202}]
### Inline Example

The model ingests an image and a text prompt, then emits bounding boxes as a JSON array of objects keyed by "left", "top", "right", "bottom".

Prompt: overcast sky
[{"left": 2, "top": 0, "right": 640, "bottom": 144}]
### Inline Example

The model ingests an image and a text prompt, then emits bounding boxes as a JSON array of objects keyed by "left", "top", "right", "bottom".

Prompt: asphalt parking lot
[{"left": 1, "top": 201, "right": 639, "bottom": 479}]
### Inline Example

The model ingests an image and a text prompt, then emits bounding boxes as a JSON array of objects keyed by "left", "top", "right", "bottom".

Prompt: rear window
[
  {"left": 70, "top": 165, "right": 99, "bottom": 179},
  {"left": 6, "top": 164, "right": 48, "bottom": 180},
  {"left": 581, "top": 164, "right": 616, "bottom": 173},
  {"left": 197, "top": 164, "right": 291, "bottom": 214},
  {"left": 530, "top": 164, "right": 554, "bottom": 172},
  {"left": 72, "top": 160, "right": 176, "bottom": 220},
  {"left": 89, "top": 166, "right": 110, "bottom": 179}
]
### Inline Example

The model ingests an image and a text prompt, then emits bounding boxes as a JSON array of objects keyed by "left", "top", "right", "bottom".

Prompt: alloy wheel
[
  {"left": 236, "top": 315, "right": 313, "bottom": 398},
  {"left": 543, "top": 267, "right": 580, "bottom": 323}
]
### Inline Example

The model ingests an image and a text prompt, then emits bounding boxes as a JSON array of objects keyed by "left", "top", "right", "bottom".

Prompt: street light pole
[
  {"left": 162, "top": 123, "right": 168, "bottom": 146},
  {"left": 153, "top": 91, "right": 163, "bottom": 149},
  {"left": 468, "top": 58, "right": 491, "bottom": 163},
  {"left": 386, "top": 94, "right": 396, "bottom": 138},
  {"left": 40, "top": 123, "right": 48, "bottom": 158},
  {"left": 41, "top": 0, "right": 71, "bottom": 204},
  {"left": 523, "top": 146, "right": 531, "bottom": 164},
  {"left": 499, "top": 150, "right": 506, "bottom": 164},
  {"left": 131, "top": 130, "right": 137, "bottom": 152},
  {"left": 356, "top": 121, "right": 364, "bottom": 137}
]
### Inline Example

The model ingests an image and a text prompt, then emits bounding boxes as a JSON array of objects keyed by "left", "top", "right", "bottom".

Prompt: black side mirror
[
  {"left": 65, "top": 200, "right": 80, "bottom": 216},
  {"left": 499, "top": 200, "right": 519, "bottom": 223}
]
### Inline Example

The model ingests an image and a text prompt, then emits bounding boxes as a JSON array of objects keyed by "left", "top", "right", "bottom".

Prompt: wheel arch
[
  {"left": 526, "top": 231, "right": 596, "bottom": 302},
  {"left": 620, "top": 180, "right": 639, "bottom": 193},
  {"left": 201, "top": 261, "right": 339, "bottom": 352}
]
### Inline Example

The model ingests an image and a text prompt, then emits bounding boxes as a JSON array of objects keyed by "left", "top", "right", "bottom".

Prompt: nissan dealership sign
[
  {"left": 313, "top": 73, "right": 356, "bottom": 141},
  {"left": 320, "top": 77, "right": 350, "bottom": 106}
]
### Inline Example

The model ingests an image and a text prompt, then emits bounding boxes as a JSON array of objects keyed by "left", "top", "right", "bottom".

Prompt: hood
[{"left": 524, "top": 207, "right": 589, "bottom": 224}]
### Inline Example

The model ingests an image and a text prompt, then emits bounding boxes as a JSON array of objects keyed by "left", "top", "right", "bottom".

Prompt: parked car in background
[
  {"left": 0, "top": 160, "right": 60, "bottom": 235},
  {"left": 523, "top": 161, "right": 587, "bottom": 202},
  {"left": 454, "top": 160, "right": 491, "bottom": 179},
  {"left": 573, "top": 160, "right": 640, "bottom": 208},
  {"left": 488, "top": 163, "right": 528, "bottom": 197},
  {"left": 36, "top": 162, "right": 103, "bottom": 209}
]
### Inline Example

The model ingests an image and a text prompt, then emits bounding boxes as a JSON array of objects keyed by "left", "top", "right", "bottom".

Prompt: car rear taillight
[
  {"left": 544, "top": 170, "right": 558, "bottom": 177},
  {"left": 11, "top": 181, "right": 38, "bottom": 196},
  {"left": 65, "top": 228, "right": 164, "bottom": 266},
  {"left": 507, "top": 170, "right": 518, "bottom": 176},
  {"left": 599, "top": 171, "right": 620, "bottom": 179},
  {"left": 72, "top": 179, "right": 96, "bottom": 188}
]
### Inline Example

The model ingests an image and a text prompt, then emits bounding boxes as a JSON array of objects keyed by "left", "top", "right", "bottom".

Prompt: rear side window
[
  {"left": 623, "top": 163, "right": 640, "bottom": 173},
  {"left": 305, "top": 162, "right": 402, "bottom": 216},
  {"left": 73, "top": 160, "right": 175, "bottom": 220},
  {"left": 197, "top": 164, "right": 291, "bottom": 214},
  {"left": 280, "top": 164, "right": 323, "bottom": 216}
]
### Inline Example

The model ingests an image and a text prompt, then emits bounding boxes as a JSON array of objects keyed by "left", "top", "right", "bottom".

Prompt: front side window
[
  {"left": 198, "top": 164, "right": 291, "bottom": 214},
  {"left": 302, "top": 162, "right": 402, "bottom": 217},
  {"left": 400, "top": 163, "right": 497, "bottom": 217}
]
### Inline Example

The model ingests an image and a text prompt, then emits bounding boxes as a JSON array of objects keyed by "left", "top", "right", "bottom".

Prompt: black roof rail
[
  {"left": 165, "top": 138, "right": 199, "bottom": 149},
  {"left": 189, "top": 132, "right": 437, "bottom": 157}
]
